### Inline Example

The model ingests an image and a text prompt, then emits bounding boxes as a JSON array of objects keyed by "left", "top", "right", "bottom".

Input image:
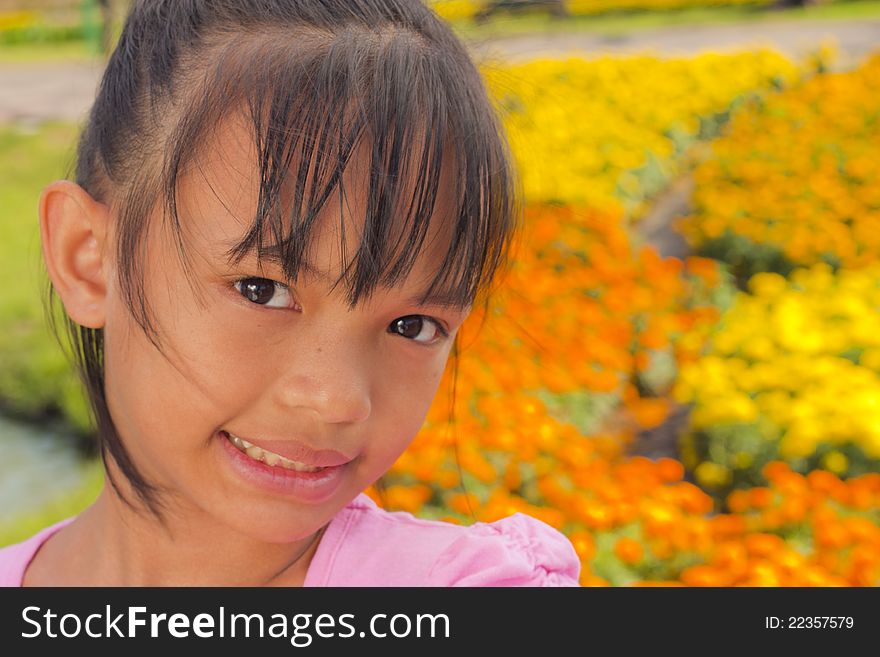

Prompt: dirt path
[
  {"left": 2, "top": 16, "right": 879, "bottom": 123},
  {"left": 0, "top": 60, "right": 103, "bottom": 125},
  {"left": 469, "top": 17, "right": 880, "bottom": 69}
]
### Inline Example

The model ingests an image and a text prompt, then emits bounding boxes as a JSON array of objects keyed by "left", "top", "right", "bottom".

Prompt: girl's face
[{"left": 101, "top": 117, "right": 469, "bottom": 542}]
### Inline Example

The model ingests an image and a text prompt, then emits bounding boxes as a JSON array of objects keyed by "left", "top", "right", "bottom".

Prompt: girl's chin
[{"left": 200, "top": 486, "right": 340, "bottom": 545}]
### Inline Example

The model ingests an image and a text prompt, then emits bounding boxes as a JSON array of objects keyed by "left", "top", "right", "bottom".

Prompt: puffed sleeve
[{"left": 427, "top": 513, "right": 581, "bottom": 586}]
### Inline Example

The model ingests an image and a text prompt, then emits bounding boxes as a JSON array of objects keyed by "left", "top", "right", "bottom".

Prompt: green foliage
[
  {"left": 680, "top": 421, "right": 880, "bottom": 510},
  {"left": 0, "top": 23, "right": 84, "bottom": 45},
  {"left": 0, "top": 123, "right": 92, "bottom": 434},
  {"left": 534, "top": 387, "right": 621, "bottom": 435},
  {"left": 695, "top": 228, "right": 799, "bottom": 291},
  {"left": 680, "top": 422, "right": 783, "bottom": 506},
  {"left": 451, "top": 1, "right": 880, "bottom": 40}
]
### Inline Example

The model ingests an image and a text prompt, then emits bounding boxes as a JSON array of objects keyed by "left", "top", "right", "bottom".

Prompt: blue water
[{"left": 0, "top": 414, "right": 90, "bottom": 525}]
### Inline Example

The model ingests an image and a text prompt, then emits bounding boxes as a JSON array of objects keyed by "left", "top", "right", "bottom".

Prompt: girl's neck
[{"left": 24, "top": 486, "right": 325, "bottom": 586}]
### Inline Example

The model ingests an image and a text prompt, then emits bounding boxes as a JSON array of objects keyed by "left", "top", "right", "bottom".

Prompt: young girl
[{"left": 0, "top": 0, "right": 580, "bottom": 586}]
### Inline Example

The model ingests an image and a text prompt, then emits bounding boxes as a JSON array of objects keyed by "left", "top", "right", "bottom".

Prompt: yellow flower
[
  {"left": 748, "top": 272, "right": 788, "bottom": 298},
  {"left": 695, "top": 462, "right": 732, "bottom": 488},
  {"left": 821, "top": 451, "right": 849, "bottom": 475}
]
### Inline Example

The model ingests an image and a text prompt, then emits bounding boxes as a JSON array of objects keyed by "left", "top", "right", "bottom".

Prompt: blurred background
[{"left": 1, "top": 0, "right": 879, "bottom": 586}]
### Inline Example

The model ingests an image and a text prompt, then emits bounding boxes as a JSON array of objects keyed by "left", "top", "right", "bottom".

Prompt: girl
[{"left": 0, "top": 0, "right": 580, "bottom": 586}]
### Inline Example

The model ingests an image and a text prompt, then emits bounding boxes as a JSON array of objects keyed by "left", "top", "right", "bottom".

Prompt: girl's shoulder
[
  {"left": 307, "top": 493, "right": 581, "bottom": 587},
  {"left": 0, "top": 517, "right": 76, "bottom": 587}
]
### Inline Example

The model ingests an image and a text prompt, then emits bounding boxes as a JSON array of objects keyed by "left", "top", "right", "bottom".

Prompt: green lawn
[
  {"left": 0, "top": 40, "right": 97, "bottom": 65},
  {"left": 453, "top": 1, "right": 880, "bottom": 38},
  {"left": 0, "top": 122, "right": 92, "bottom": 433}
]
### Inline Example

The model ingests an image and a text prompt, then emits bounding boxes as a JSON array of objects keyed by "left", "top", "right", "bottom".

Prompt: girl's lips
[
  {"left": 220, "top": 430, "right": 353, "bottom": 468},
  {"left": 217, "top": 430, "right": 350, "bottom": 502}
]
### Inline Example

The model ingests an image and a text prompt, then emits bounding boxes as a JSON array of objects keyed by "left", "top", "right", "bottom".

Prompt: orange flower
[
  {"left": 657, "top": 458, "right": 685, "bottom": 483},
  {"left": 569, "top": 530, "right": 596, "bottom": 561},
  {"left": 762, "top": 461, "right": 793, "bottom": 483},
  {"left": 614, "top": 537, "right": 644, "bottom": 565},
  {"left": 709, "top": 514, "right": 747, "bottom": 538},
  {"left": 843, "top": 517, "right": 880, "bottom": 543},
  {"left": 806, "top": 470, "right": 846, "bottom": 496},
  {"left": 684, "top": 255, "right": 721, "bottom": 288},
  {"left": 681, "top": 565, "right": 729, "bottom": 587},
  {"left": 726, "top": 489, "right": 751, "bottom": 514},
  {"left": 779, "top": 497, "right": 808, "bottom": 524},
  {"left": 581, "top": 574, "right": 611, "bottom": 587},
  {"left": 625, "top": 397, "right": 671, "bottom": 429},
  {"left": 576, "top": 499, "right": 616, "bottom": 530},
  {"left": 814, "top": 522, "right": 850, "bottom": 550},
  {"left": 448, "top": 492, "right": 479, "bottom": 516},
  {"left": 743, "top": 561, "right": 782, "bottom": 587},
  {"left": 632, "top": 581, "right": 686, "bottom": 587},
  {"left": 745, "top": 533, "right": 786, "bottom": 558},
  {"left": 749, "top": 487, "right": 775, "bottom": 509},
  {"left": 384, "top": 484, "right": 432, "bottom": 514}
]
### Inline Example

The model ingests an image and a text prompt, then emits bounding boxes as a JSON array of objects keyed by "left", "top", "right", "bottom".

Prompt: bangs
[{"left": 160, "top": 27, "right": 516, "bottom": 312}]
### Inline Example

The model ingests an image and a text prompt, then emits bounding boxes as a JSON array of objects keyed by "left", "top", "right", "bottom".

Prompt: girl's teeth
[{"left": 225, "top": 432, "right": 324, "bottom": 472}]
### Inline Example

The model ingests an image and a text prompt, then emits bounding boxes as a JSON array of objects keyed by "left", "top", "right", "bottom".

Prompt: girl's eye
[
  {"left": 233, "top": 277, "right": 298, "bottom": 310},
  {"left": 389, "top": 316, "right": 449, "bottom": 345},
  {"left": 233, "top": 277, "right": 448, "bottom": 345}
]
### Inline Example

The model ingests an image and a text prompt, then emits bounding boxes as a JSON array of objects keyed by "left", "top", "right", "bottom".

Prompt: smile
[{"left": 223, "top": 431, "right": 325, "bottom": 473}]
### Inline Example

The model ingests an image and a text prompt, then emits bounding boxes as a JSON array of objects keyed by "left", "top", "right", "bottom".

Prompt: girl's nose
[{"left": 270, "top": 333, "right": 372, "bottom": 426}]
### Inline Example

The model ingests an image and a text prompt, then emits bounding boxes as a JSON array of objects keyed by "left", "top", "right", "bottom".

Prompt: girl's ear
[{"left": 39, "top": 180, "right": 112, "bottom": 329}]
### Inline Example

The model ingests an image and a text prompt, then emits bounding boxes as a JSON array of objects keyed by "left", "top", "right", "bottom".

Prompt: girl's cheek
[
  {"left": 375, "top": 368, "right": 443, "bottom": 435},
  {"left": 193, "top": 318, "right": 271, "bottom": 403}
]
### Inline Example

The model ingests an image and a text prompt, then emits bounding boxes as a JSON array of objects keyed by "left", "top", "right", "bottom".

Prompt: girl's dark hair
[{"left": 45, "top": 0, "right": 521, "bottom": 519}]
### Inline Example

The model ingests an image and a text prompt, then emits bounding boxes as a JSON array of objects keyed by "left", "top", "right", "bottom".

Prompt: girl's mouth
[
  {"left": 222, "top": 430, "right": 325, "bottom": 473},
  {"left": 217, "top": 430, "right": 350, "bottom": 503}
]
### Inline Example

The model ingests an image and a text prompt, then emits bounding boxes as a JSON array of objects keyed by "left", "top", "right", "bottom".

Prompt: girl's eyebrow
[{"left": 232, "top": 243, "right": 467, "bottom": 310}]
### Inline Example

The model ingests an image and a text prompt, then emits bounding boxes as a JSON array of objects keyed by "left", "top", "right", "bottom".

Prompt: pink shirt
[{"left": 0, "top": 493, "right": 581, "bottom": 586}]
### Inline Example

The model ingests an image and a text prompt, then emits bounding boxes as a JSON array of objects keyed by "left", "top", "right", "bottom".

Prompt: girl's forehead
[{"left": 179, "top": 112, "right": 460, "bottom": 295}]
